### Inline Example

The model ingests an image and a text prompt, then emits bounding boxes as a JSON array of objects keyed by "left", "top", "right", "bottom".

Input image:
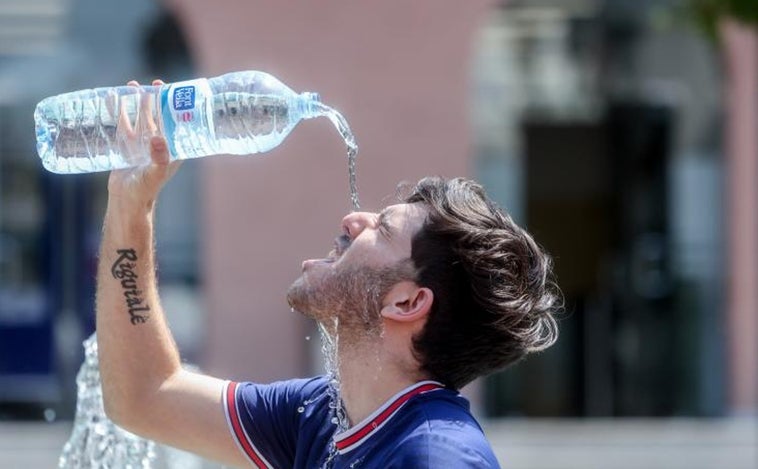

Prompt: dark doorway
[{"left": 487, "top": 103, "right": 691, "bottom": 417}]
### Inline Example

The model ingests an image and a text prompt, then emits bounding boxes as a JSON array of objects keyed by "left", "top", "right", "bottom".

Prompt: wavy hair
[{"left": 404, "top": 177, "right": 560, "bottom": 389}]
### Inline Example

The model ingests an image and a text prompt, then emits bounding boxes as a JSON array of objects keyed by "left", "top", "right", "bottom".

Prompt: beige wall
[{"left": 168, "top": 0, "right": 495, "bottom": 382}]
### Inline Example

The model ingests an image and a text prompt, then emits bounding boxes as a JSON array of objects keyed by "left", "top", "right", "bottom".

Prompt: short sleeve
[{"left": 223, "top": 377, "right": 326, "bottom": 468}]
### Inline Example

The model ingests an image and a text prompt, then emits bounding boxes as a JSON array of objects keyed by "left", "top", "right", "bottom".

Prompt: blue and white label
[
  {"left": 161, "top": 78, "right": 214, "bottom": 158},
  {"left": 173, "top": 85, "right": 196, "bottom": 110},
  {"left": 165, "top": 79, "right": 209, "bottom": 124}
]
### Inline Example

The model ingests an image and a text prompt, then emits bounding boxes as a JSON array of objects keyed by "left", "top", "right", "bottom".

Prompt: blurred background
[{"left": 0, "top": 0, "right": 756, "bottom": 467}]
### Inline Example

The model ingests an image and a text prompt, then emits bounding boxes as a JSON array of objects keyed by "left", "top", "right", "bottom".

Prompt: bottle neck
[{"left": 298, "top": 92, "right": 322, "bottom": 119}]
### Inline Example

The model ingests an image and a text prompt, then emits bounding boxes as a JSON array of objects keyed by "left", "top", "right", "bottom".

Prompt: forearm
[
  {"left": 87, "top": 132, "right": 244, "bottom": 466},
  {"left": 96, "top": 197, "right": 181, "bottom": 424}
]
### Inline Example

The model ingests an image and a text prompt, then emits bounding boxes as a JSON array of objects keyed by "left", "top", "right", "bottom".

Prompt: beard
[{"left": 286, "top": 260, "right": 416, "bottom": 337}]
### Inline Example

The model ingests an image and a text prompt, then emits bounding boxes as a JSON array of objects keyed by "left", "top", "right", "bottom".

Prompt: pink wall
[
  {"left": 723, "top": 19, "right": 758, "bottom": 414},
  {"left": 168, "top": 0, "right": 495, "bottom": 381}
]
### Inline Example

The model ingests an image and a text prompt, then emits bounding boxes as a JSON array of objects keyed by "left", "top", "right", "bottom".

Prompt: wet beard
[{"left": 286, "top": 260, "right": 416, "bottom": 338}]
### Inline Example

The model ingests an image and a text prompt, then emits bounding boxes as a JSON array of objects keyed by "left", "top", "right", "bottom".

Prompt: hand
[{"left": 107, "top": 79, "right": 181, "bottom": 212}]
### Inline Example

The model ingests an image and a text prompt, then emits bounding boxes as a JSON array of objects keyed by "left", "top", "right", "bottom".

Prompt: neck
[{"left": 333, "top": 331, "right": 427, "bottom": 427}]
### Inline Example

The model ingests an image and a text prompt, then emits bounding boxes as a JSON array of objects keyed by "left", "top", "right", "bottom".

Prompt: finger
[
  {"left": 142, "top": 137, "right": 180, "bottom": 189},
  {"left": 142, "top": 88, "right": 157, "bottom": 135},
  {"left": 146, "top": 79, "right": 165, "bottom": 132},
  {"left": 129, "top": 80, "right": 156, "bottom": 138},
  {"left": 117, "top": 94, "right": 135, "bottom": 139},
  {"left": 119, "top": 81, "right": 140, "bottom": 139},
  {"left": 104, "top": 88, "right": 118, "bottom": 128}
]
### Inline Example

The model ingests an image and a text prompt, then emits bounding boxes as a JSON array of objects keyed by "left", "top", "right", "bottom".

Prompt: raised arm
[{"left": 96, "top": 80, "right": 247, "bottom": 467}]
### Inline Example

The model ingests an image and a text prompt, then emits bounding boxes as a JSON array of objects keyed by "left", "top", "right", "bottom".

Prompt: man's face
[{"left": 286, "top": 203, "right": 427, "bottom": 332}]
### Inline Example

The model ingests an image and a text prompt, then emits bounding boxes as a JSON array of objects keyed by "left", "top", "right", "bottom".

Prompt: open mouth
[
  {"left": 302, "top": 235, "right": 351, "bottom": 270},
  {"left": 332, "top": 234, "right": 351, "bottom": 258}
]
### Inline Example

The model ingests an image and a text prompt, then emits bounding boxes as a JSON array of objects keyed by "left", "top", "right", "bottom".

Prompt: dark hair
[{"left": 404, "top": 177, "right": 560, "bottom": 390}]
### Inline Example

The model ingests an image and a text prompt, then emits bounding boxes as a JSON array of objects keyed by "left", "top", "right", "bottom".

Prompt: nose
[{"left": 341, "top": 211, "right": 378, "bottom": 239}]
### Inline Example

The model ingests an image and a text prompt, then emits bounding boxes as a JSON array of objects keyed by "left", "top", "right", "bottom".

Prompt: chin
[
  {"left": 286, "top": 276, "right": 308, "bottom": 312},
  {"left": 287, "top": 260, "right": 393, "bottom": 334},
  {"left": 286, "top": 275, "right": 329, "bottom": 322}
]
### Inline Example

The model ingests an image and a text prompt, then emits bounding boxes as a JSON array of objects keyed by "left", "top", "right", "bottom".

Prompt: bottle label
[
  {"left": 167, "top": 78, "right": 208, "bottom": 124},
  {"left": 160, "top": 78, "right": 213, "bottom": 157},
  {"left": 173, "top": 85, "right": 196, "bottom": 111}
]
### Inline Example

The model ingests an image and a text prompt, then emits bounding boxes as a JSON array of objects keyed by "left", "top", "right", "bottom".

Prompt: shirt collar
[{"left": 333, "top": 380, "right": 445, "bottom": 454}]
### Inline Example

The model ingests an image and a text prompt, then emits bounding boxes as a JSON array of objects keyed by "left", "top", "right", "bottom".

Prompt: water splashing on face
[
  {"left": 316, "top": 317, "right": 351, "bottom": 469},
  {"left": 318, "top": 319, "right": 349, "bottom": 432}
]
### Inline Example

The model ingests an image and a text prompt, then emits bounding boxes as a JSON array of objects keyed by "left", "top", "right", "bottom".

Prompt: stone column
[{"left": 722, "top": 19, "right": 758, "bottom": 415}]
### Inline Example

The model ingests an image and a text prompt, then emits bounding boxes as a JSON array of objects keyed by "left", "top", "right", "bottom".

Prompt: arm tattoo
[{"left": 111, "top": 249, "right": 151, "bottom": 325}]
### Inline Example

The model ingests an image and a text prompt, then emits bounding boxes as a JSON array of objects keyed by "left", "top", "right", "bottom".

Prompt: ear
[{"left": 380, "top": 281, "right": 434, "bottom": 323}]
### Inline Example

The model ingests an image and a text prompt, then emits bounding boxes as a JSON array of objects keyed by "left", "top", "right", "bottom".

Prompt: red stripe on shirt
[{"left": 225, "top": 381, "right": 270, "bottom": 469}]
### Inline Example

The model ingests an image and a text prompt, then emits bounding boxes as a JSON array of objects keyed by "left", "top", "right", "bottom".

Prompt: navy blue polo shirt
[{"left": 223, "top": 376, "right": 500, "bottom": 468}]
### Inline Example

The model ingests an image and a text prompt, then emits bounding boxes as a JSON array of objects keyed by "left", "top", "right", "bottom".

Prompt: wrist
[
  {"left": 104, "top": 197, "right": 155, "bottom": 238},
  {"left": 106, "top": 194, "right": 156, "bottom": 218}
]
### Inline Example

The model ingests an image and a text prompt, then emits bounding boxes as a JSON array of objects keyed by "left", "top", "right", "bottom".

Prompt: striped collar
[{"left": 333, "top": 380, "right": 445, "bottom": 454}]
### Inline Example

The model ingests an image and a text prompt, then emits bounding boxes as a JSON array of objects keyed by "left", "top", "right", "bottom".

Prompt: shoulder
[
  {"left": 233, "top": 375, "right": 329, "bottom": 404},
  {"left": 229, "top": 375, "right": 331, "bottom": 427},
  {"left": 386, "top": 391, "right": 501, "bottom": 468},
  {"left": 224, "top": 376, "right": 332, "bottom": 469}
]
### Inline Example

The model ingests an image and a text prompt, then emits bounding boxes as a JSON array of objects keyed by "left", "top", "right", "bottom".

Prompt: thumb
[
  {"left": 149, "top": 136, "right": 170, "bottom": 166},
  {"left": 141, "top": 136, "right": 176, "bottom": 188},
  {"left": 151, "top": 136, "right": 183, "bottom": 180}
]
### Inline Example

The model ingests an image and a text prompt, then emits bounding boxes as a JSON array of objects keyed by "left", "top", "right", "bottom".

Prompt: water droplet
[
  {"left": 305, "top": 336, "right": 311, "bottom": 341},
  {"left": 290, "top": 307, "right": 295, "bottom": 313},
  {"left": 93, "top": 422, "right": 108, "bottom": 436},
  {"left": 43, "top": 408, "right": 56, "bottom": 422},
  {"left": 297, "top": 406, "right": 305, "bottom": 413}
]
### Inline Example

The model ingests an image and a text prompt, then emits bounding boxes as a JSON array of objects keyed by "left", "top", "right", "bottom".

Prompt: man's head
[
  {"left": 287, "top": 176, "right": 559, "bottom": 389},
  {"left": 403, "top": 177, "right": 559, "bottom": 389}
]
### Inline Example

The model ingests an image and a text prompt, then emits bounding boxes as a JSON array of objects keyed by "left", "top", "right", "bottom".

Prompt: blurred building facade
[
  {"left": 473, "top": 0, "right": 756, "bottom": 417},
  {"left": 0, "top": 0, "right": 755, "bottom": 421}
]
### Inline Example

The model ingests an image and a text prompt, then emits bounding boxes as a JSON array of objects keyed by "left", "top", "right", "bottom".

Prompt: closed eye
[{"left": 377, "top": 210, "right": 393, "bottom": 240}]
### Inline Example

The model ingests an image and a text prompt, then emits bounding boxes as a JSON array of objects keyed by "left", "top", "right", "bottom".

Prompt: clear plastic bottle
[{"left": 34, "top": 70, "right": 323, "bottom": 174}]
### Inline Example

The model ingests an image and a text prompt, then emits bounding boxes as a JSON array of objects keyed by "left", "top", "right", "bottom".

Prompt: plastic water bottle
[{"left": 34, "top": 70, "right": 324, "bottom": 174}]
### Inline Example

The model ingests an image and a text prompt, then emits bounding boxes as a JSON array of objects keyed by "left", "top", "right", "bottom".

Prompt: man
[{"left": 97, "top": 80, "right": 560, "bottom": 468}]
